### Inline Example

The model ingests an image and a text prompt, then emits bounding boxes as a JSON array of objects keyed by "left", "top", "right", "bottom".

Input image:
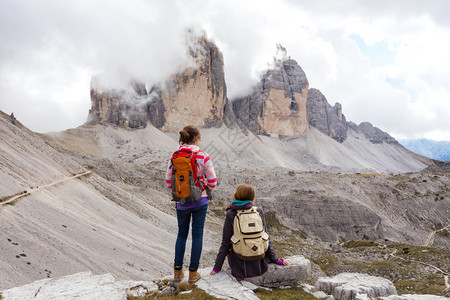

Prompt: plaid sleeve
[
  {"left": 165, "top": 159, "right": 172, "bottom": 189},
  {"left": 201, "top": 152, "right": 217, "bottom": 190}
]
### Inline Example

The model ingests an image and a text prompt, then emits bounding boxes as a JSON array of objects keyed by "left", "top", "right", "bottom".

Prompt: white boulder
[
  {"left": 315, "top": 272, "right": 397, "bottom": 300},
  {"left": 0, "top": 271, "right": 157, "bottom": 300},
  {"left": 195, "top": 269, "right": 258, "bottom": 300},
  {"left": 244, "top": 255, "right": 312, "bottom": 288}
]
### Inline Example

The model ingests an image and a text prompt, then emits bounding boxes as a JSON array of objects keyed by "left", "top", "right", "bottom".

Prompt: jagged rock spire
[
  {"left": 232, "top": 57, "right": 310, "bottom": 138},
  {"left": 88, "top": 32, "right": 234, "bottom": 131}
]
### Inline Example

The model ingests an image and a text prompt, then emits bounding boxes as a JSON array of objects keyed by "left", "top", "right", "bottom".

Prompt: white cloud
[{"left": 0, "top": 0, "right": 449, "bottom": 141}]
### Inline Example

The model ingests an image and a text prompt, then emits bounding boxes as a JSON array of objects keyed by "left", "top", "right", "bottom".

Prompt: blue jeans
[{"left": 174, "top": 204, "right": 208, "bottom": 271}]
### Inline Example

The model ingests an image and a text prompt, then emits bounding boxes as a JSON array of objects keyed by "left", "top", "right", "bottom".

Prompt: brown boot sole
[{"left": 188, "top": 278, "right": 200, "bottom": 284}]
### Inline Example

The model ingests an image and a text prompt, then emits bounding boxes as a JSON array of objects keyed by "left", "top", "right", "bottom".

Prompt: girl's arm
[
  {"left": 165, "top": 160, "right": 172, "bottom": 189},
  {"left": 212, "top": 212, "right": 233, "bottom": 273},
  {"left": 258, "top": 208, "right": 280, "bottom": 264}
]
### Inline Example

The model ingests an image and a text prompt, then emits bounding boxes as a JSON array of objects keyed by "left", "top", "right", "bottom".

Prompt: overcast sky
[{"left": 1, "top": 0, "right": 449, "bottom": 141}]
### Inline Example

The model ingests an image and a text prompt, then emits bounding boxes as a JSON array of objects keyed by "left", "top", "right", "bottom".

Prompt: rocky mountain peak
[
  {"left": 349, "top": 121, "right": 398, "bottom": 144},
  {"left": 88, "top": 77, "right": 149, "bottom": 129},
  {"left": 88, "top": 33, "right": 233, "bottom": 131},
  {"left": 155, "top": 34, "right": 233, "bottom": 131},
  {"left": 232, "top": 58, "right": 309, "bottom": 138},
  {"left": 306, "top": 88, "right": 348, "bottom": 143},
  {"left": 87, "top": 35, "right": 398, "bottom": 147}
]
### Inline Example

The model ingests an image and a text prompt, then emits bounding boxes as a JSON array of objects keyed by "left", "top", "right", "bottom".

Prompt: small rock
[
  {"left": 156, "top": 286, "right": 177, "bottom": 298},
  {"left": 302, "top": 283, "right": 315, "bottom": 293},
  {"left": 313, "top": 290, "right": 329, "bottom": 299}
]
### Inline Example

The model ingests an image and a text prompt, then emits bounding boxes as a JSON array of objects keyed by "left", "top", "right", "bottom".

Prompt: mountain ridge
[
  {"left": 88, "top": 34, "right": 398, "bottom": 145},
  {"left": 399, "top": 138, "right": 450, "bottom": 162}
]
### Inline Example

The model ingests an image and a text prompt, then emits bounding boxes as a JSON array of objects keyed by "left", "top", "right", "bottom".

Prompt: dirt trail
[
  {"left": 0, "top": 171, "right": 92, "bottom": 206},
  {"left": 424, "top": 224, "right": 450, "bottom": 247}
]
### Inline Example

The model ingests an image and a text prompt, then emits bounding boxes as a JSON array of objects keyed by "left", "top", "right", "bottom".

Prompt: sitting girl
[{"left": 210, "top": 184, "right": 289, "bottom": 278}]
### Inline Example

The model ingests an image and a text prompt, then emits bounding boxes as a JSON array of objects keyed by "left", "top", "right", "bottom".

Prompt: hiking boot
[
  {"left": 188, "top": 270, "right": 201, "bottom": 284},
  {"left": 174, "top": 269, "right": 184, "bottom": 282}
]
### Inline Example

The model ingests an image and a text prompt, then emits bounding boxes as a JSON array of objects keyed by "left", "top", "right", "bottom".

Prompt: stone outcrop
[
  {"left": 0, "top": 271, "right": 157, "bottom": 300},
  {"left": 314, "top": 273, "right": 397, "bottom": 300},
  {"left": 88, "top": 35, "right": 399, "bottom": 146},
  {"left": 87, "top": 35, "right": 400, "bottom": 150},
  {"left": 307, "top": 88, "right": 348, "bottom": 143},
  {"left": 196, "top": 269, "right": 259, "bottom": 300},
  {"left": 89, "top": 79, "right": 149, "bottom": 129},
  {"left": 244, "top": 255, "right": 311, "bottom": 288},
  {"left": 88, "top": 34, "right": 234, "bottom": 131},
  {"left": 233, "top": 59, "right": 309, "bottom": 138},
  {"left": 305, "top": 89, "right": 398, "bottom": 145}
]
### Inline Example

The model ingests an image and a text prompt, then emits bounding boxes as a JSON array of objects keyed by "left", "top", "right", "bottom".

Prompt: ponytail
[{"left": 179, "top": 125, "right": 201, "bottom": 145}]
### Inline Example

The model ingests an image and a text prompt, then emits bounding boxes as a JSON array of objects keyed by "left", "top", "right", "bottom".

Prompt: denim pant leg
[
  {"left": 174, "top": 208, "right": 192, "bottom": 267},
  {"left": 189, "top": 204, "right": 208, "bottom": 270}
]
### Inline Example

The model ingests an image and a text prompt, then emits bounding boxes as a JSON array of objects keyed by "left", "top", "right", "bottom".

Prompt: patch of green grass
[
  {"left": 4, "top": 199, "right": 18, "bottom": 206},
  {"left": 341, "top": 260, "right": 405, "bottom": 281},
  {"left": 265, "top": 212, "right": 284, "bottom": 229},
  {"left": 385, "top": 243, "right": 450, "bottom": 268},
  {"left": 127, "top": 283, "right": 221, "bottom": 299},
  {"left": 356, "top": 173, "right": 383, "bottom": 177},
  {"left": 311, "top": 255, "right": 339, "bottom": 275},
  {"left": 437, "top": 229, "right": 449, "bottom": 238},
  {"left": 395, "top": 277, "right": 445, "bottom": 295},
  {"left": 343, "top": 240, "right": 377, "bottom": 248},
  {"left": 255, "top": 286, "right": 318, "bottom": 299},
  {"left": 272, "top": 240, "right": 298, "bottom": 257}
]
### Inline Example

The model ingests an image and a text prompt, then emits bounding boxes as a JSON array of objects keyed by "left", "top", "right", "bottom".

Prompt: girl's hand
[
  {"left": 283, "top": 260, "right": 290, "bottom": 266},
  {"left": 210, "top": 270, "right": 218, "bottom": 275}
]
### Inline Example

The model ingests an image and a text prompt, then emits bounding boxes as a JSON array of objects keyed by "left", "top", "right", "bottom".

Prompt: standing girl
[{"left": 166, "top": 125, "right": 217, "bottom": 284}]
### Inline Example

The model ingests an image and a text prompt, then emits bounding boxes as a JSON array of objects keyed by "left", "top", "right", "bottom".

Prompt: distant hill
[{"left": 399, "top": 139, "right": 450, "bottom": 161}]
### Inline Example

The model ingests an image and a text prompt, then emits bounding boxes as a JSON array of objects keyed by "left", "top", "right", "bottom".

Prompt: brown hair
[
  {"left": 179, "top": 125, "right": 201, "bottom": 145},
  {"left": 233, "top": 184, "right": 255, "bottom": 201}
]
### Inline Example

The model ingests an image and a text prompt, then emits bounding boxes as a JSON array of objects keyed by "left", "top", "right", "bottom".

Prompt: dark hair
[
  {"left": 233, "top": 184, "right": 255, "bottom": 201},
  {"left": 179, "top": 125, "right": 201, "bottom": 145}
]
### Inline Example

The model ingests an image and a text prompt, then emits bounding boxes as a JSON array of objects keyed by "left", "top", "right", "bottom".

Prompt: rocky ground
[
  {"left": 1, "top": 111, "right": 449, "bottom": 298},
  {"left": 40, "top": 122, "right": 449, "bottom": 297}
]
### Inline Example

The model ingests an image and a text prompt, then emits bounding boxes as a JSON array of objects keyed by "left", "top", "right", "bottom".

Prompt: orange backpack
[{"left": 170, "top": 148, "right": 204, "bottom": 204}]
